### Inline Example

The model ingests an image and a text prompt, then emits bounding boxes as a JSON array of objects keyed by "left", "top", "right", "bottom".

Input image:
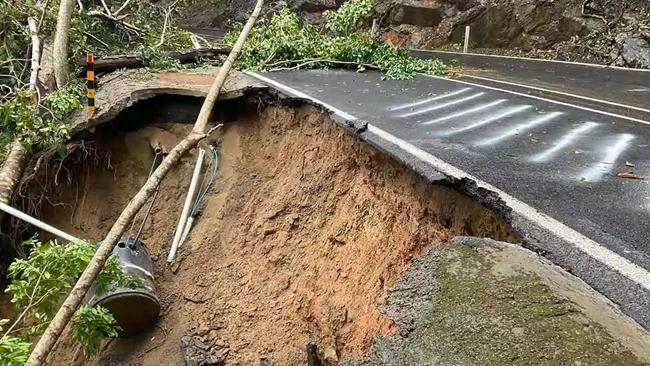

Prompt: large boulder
[
  {"left": 618, "top": 36, "right": 650, "bottom": 69},
  {"left": 291, "top": 0, "right": 338, "bottom": 12},
  {"left": 390, "top": 0, "right": 457, "bottom": 27}
]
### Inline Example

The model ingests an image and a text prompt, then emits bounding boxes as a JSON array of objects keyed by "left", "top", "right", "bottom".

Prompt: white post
[
  {"left": 463, "top": 25, "right": 470, "bottom": 53},
  {"left": 0, "top": 201, "right": 79, "bottom": 243},
  {"left": 371, "top": 18, "right": 379, "bottom": 38},
  {"left": 168, "top": 148, "right": 205, "bottom": 262}
]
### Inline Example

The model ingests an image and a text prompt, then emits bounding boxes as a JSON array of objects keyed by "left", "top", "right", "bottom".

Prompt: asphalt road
[
  {"left": 414, "top": 50, "right": 650, "bottom": 113},
  {"left": 246, "top": 68, "right": 650, "bottom": 329}
]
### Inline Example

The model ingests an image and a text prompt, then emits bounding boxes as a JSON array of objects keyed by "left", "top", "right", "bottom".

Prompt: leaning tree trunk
[
  {"left": 0, "top": 17, "right": 41, "bottom": 218},
  {"left": 0, "top": 141, "right": 29, "bottom": 207},
  {"left": 52, "top": 0, "right": 76, "bottom": 88},
  {"left": 25, "top": 1, "right": 265, "bottom": 364}
]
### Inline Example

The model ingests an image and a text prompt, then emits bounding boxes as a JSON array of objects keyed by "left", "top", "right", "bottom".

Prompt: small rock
[
  {"left": 181, "top": 335, "right": 225, "bottom": 366},
  {"left": 214, "top": 339, "right": 226, "bottom": 348}
]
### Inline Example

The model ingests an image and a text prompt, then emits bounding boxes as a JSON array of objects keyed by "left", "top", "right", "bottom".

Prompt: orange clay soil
[{"left": 41, "top": 103, "right": 518, "bottom": 365}]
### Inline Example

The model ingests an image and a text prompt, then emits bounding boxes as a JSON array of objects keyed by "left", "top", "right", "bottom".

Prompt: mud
[{"left": 40, "top": 99, "right": 517, "bottom": 365}]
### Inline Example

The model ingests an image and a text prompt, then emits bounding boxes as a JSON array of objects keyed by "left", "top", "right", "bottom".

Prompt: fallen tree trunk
[
  {"left": 76, "top": 47, "right": 232, "bottom": 75},
  {"left": 25, "top": 1, "right": 265, "bottom": 364}
]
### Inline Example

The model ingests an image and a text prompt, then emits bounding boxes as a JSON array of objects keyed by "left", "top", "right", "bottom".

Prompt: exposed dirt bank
[
  {"left": 344, "top": 237, "right": 650, "bottom": 366},
  {"left": 40, "top": 101, "right": 517, "bottom": 365}
]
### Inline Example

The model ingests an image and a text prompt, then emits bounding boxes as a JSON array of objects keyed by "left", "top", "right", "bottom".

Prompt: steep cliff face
[
  {"left": 376, "top": 0, "right": 650, "bottom": 68},
  {"left": 180, "top": 0, "right": 650, "bottom": 68}
]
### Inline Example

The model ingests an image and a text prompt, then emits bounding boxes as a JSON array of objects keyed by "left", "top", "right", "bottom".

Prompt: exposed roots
[{"left": 8, "top": 141, "right": 105, "bottom": 243}]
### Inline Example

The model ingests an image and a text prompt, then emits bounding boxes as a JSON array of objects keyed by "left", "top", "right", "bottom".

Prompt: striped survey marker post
[{"left": 86, "top": 52, "right": 95, "bottom": 118}]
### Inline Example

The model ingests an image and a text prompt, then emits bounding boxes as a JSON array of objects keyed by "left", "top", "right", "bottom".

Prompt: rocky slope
[{"left": 181, "top": 0, "right": 650, "bottom": 68}]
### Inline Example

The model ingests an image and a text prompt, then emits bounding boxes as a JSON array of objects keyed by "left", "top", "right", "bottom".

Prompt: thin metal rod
[
  {"left": 134, "top": 186, "right": 159, "bottom": 243},
  {"left": 134, "top": 152, "right": 162, "bottom": 242},
  {"left": 0, "top": 201, "right": 79, "bottom": 243},
  {"left": 168, "top": 148, "right": 205, "bottom": 262}
]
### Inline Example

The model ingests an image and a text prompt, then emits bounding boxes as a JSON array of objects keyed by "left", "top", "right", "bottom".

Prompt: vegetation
[
  {"left": 0, "top": 238, "right": 140, "bottom": 361},
  {"left": 224, "top": 0, "right": 446, "bottom": 79},
  {"left": 0, "top": 83, "right": 85, "bottom": 160},
  {"left": 0, "top": 0, "right": 193, "bottom": 162},
  {"left": 70, "top": 306, "right": 120, "bottom": 355},
  {"left": 0, "top": 0, "right": 446, "bottom": 362}
]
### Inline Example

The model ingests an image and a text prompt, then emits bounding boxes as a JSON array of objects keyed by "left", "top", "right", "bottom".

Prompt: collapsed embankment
[
  {"left": 31, "top": 94, "right": 516, "bottom": 365},
  {"left": 9, "top": 84, "right": 649, "bottom": 365}
]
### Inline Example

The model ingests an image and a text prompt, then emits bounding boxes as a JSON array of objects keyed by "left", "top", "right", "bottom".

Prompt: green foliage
[
  {"left": 0, "top": 1, "right": 51, "bottom": 92},
  {"left": 0, "top": 1, "right": 195, "bottom": 163},
  {"left": 0, "top": 238, "right": 140, "bottom": 363},
  {"left": 324, "top": 0, "right": 372, "bottom": 35},
  {"left": 71, "top": 306, "right": 120, "bottom": 355},
  {"left": 41, "top": 82, "right": 86, "bottom": 123},
  {"left": 6, "top": 238, "right": 130, "bottom": 327},
  {"left": 0, "top": 82, "right": 84, "bottom": 152},
  {"left": 224, "top": 6, "right": 445, "bottom": 80},
  {"left": 69, "top": 1, "right": 193, "bottom": 58},
  {"left": 0, "top": 320, "right": 30, "bottom": 366}
]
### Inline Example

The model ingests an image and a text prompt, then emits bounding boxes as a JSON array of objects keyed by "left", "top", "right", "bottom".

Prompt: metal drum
[{"left": 85, "top": 236, "right": 160, "bottom": 337}]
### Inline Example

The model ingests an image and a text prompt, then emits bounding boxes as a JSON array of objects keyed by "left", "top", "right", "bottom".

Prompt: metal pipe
[
  {"left": 0, "top": 201, "right": 79, "bottom": 243},
  {"left": 167, "top": 148, "right": 205, "bottom": 262}
]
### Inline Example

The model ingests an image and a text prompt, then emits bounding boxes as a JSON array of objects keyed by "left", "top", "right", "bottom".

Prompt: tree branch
[
  {"left": 87, "top": 10, "right": 142, "bottom": 33},
  {"left": 114, "top": 0, "right": 133, "bottom": 17},
  {"left": 193, "top": 0, "right": 264, "bottom": 134},
  {"left": 0, "top": 16, "right": 40, "bottom": 213},
  {"left": 24, "top": 1, "right": 265, "bottom": 364}
]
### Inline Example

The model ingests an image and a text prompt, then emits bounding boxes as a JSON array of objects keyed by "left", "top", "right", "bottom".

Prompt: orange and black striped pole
[{"left": 86, "top": 52, "right": 95, "bottom": 119}]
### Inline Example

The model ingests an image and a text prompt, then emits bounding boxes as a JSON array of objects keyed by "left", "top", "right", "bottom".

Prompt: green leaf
[{"left": 71, "top": 305, "right": 121, "bottom": 355}]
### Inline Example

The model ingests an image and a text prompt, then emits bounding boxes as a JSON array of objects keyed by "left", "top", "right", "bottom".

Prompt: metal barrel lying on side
[{"left": 85, "top": 235, "right": 161, "bottom": 336}]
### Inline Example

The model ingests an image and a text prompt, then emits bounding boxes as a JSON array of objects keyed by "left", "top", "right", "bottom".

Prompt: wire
[
  {"left": 132, "top": 151, "right": 162, "bottom": 242},
  {"left": 129, "top": 151, "right": 159, "bottom": 234}
]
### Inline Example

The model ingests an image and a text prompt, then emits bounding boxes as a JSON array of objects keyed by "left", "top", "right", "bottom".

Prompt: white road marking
[
  {"left": 422, "top": 99, "right": 507, "bottom": 125},
  {"left": 388, "top": 88, "right": 471, "bottom": 111},
  {"left": 367, "top": 124, "right": 650, "bottom": 292},
  {"left": 423, "top": 75, "right": 650, "bottom": 125},
  {"left": 246, "top": 71, "right": 650, "bottom": 292},
  {"left": 581, "top": 134, "right": 635, "bottom": 182},
  {"left": 443, "top": 105, "right": 532, "bottom": 135},
  {"left": 462, "top": 74, "right": 650, "bottom": 114},
  {"left": 629, "top": 88, "right": 650, "bottom": 92},
  {"left": 244, "top": 71, "right": 357, "bottom": 121},
  {"left": 414, "top": 49, "right": 650, "bottom": 72},
  {"left": 530, "top": 122, "right": 599, "bottom": 162},
  {"left": 399, "top": 92, "right": 485, "bottom": 118},
  {"left": 477, "top": 112, "right": 564, "bottom": 146}
]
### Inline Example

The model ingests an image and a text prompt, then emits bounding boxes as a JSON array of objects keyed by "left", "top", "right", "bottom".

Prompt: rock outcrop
[{"left": 180, "top": 0, "right": 650, "bottom": 69}]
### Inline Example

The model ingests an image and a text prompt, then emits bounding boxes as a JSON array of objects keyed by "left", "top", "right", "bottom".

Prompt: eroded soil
[{"left": 41, "top": 102, "right": 517, "bottom": 365}]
